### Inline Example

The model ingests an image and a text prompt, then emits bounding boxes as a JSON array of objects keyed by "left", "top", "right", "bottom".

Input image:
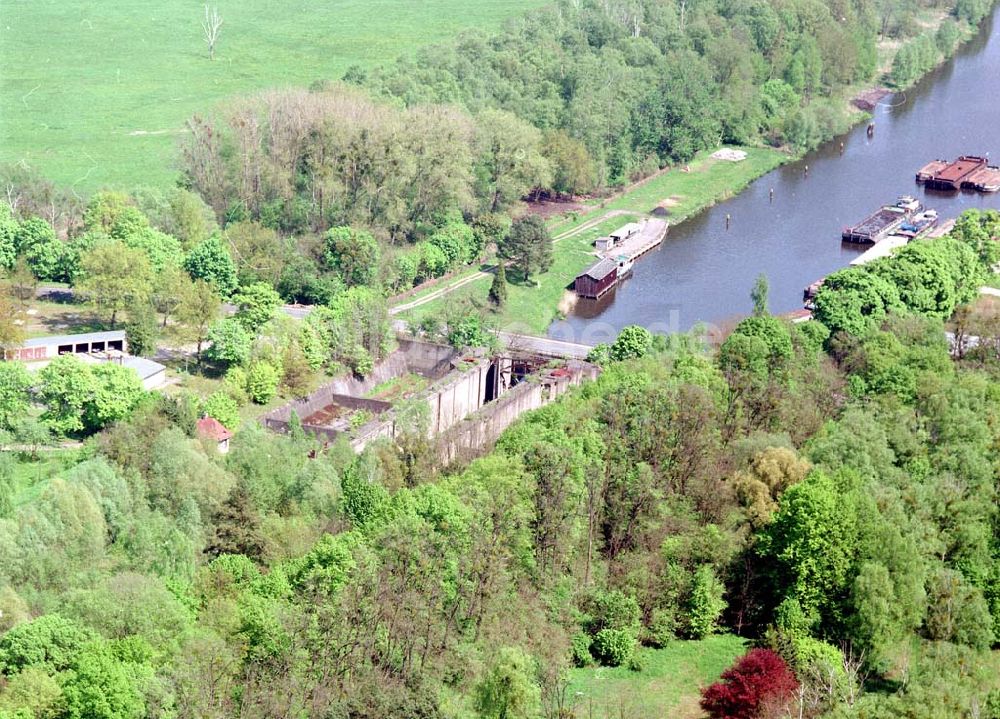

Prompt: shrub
[
  {"left": 246, "top": 362, "right": 281, "bottom": 404},
  {"left": 203, "top": 392, "right": 240, "bottom": 430},
  {"left": 700, "top": 649, "right": 798, "bottom": 719},
  {"left": 590, "top": 628, "right": 635, "bottom": 667},
  {"left": 570, "top": 633, "right": 593, "bottom": 667}
]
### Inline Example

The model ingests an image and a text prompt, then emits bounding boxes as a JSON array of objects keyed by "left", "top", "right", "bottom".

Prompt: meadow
[
  {"left": 566, "top": 635, "right": 747, "bottom": 719},
  {"left": 0, "top": 0, "right": 540, "bottom": 191}
]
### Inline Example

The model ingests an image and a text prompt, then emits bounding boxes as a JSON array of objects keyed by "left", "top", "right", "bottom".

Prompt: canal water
[{"left": 549, "top": 11, "right": 1000, "bottom": 344}]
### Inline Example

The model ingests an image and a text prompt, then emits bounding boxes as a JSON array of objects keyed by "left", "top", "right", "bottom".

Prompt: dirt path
[{"left": 391, "top": 209, "right": 644, "bottom": 316}]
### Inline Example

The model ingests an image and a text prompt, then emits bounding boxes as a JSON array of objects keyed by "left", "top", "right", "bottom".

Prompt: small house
[
  {"left": 197, "top": 416, "right": 234, "bottom": 454},
  {"left": 595, "top": 236, "right": 615, "bottom": 252},
  {"left": 610, "top": 223, "right": 641, "bottom": 243},
  {"left": 574, "top": 258, "right": 618, "bottom": 299}
]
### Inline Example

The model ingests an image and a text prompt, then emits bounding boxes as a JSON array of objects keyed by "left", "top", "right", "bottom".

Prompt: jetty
[
  {"left": 916, "top": 155, "right": 1000, "bottom": 192},
  {"left": 574, "top": 218, "right": 667, "bottom": 299},
  {"left": 849, "top": 234, "right": 909, "bottom": 266}
]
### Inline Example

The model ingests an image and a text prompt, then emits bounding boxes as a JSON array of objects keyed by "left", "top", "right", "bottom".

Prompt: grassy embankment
[
  {"left": 565, "top": 635, "right": 746, "bottom": 719},
  {"left": 398, "top": 146, "right": 788, "bottom": 335},
  {"left": 0, "top": 0, "right": 539, "bottom": 190}
]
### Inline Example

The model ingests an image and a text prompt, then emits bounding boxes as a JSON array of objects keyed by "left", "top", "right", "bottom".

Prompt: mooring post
[
  {"left": 725, "top": 213, "right": 731, "bottom": 230},
  {"left": 769, "top": 187, "right": 774, "bottom": 203},
  {"left": 840, "top": 141, "right": 845, "bottom": 154},
  {"left": 804, "top": 164, "right": 809, "bottom": 177}
]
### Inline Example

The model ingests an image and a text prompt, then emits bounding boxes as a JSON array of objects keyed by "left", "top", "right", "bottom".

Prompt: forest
[
  {"left": 0, "top": 209, "right": 999, "bottom": 719},
  {"left": 0, "top": 0, "right": 999, "bottom": 716}
]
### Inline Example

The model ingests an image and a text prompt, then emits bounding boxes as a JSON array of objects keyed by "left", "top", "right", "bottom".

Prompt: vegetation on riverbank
[{"left": 400, "top": 147, "right": 788, "bottom": 334}]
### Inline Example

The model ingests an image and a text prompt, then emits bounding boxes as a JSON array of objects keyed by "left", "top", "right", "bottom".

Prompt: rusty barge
[
  {"left": 841, "top": 196, "right": 923, "bottom": 244},
  {"left": 916, "top": 155, "right": 1000, "bottom": 192}
]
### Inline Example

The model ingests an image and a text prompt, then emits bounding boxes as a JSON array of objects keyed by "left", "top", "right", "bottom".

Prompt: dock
[
  {"left": 850, "top": 234, "right": 909, "bottom": 266},
  {"left": 599, "top": 218, "right": 668, "bottom": 263},
  {"left": 916, "top": 155, "right": 999, "bottom": 192},
  {"left": 574, "top": 218, "right": 668, "bottom": 299}
]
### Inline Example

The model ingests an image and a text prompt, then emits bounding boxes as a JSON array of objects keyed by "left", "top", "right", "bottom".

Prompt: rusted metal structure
[
  {"left": 916, "top": 155, "right": 998, "bottom": 191},
  {"left": 574, "top": 258, "right": 618, "bottom": 299}
]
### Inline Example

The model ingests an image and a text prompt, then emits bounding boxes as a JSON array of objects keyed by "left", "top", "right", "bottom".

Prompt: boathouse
[{"left": 574, "top": 258, "right": 618, "bottom": 299}]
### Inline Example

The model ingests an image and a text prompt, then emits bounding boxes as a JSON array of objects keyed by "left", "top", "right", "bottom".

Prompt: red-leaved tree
[{"left": 700, "top": 648, "right": 799, "bottom": 719}]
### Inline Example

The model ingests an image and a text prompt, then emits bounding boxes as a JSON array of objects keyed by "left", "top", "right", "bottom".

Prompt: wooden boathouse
[{"left": 574, "top": 258, "right": 618, "bottom": 299}]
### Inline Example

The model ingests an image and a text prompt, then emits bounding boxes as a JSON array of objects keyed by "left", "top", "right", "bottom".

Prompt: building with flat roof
[
  {"left": 3, "top": 330, "right": 167, "bottom": 389},
  {"left": 5, "top": 330, "right": 127, "bottom": 362}
]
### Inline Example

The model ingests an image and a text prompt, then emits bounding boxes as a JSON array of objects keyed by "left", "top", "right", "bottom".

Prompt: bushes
[
  {"left": 203, "top": 392, "right": 240, "bottom": 430},
  {"left": 580, "top": 589, "right": 641, "bottom": 666},
  {"left": 891, "top": 34, "right": 940, "bottom": 87},
  {"left": 814, "top": 236, "right": 982, "bottom": 338},
  {"left": 700, "top": 649, "right": 798, "bottom": 719}
]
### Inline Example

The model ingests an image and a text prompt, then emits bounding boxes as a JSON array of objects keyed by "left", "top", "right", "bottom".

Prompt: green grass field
[
  {"left": 566, "top": 635, "right": 746, "bottom": 719},
  {"left": 0, "top": 0, "right": 540, "bottom": 191},
  {"left": 399, "top": 146, "right": 787, "bottom": 334}
]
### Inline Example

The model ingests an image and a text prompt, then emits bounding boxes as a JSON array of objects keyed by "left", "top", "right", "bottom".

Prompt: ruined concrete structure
[{"left": 262, "top": 337, "right": 599, "bottom": 460}]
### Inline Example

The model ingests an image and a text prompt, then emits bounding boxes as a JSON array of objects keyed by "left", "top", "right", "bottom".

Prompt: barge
[
  {"left": 842, "top": 196, "right": 922, "bottom": 244},
  {"left": 916, "top": 155, "right": 1000, "bottom": 192}
]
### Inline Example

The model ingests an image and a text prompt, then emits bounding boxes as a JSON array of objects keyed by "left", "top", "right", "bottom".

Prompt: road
[
  {"left": 497, "top": 330, "right": 594, "bottom": 359},
  {"left": 390, "top": 319, "right": 594, "bottom": 359}
]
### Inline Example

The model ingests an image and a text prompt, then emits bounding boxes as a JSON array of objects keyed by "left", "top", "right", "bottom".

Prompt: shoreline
[{"left": 393, "top": 4, "right": 998, "bottom": 336}]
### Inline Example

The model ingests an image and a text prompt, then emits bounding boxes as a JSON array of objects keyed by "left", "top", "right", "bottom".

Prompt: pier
[
  {"left": 574, "top": 218, "right": 668, "bottom": 299},
  {"left": 598, "top": 218, "right": 668, "bottom": 263},
  {"left": 916, "top": 155, "right": 1000, "bottom": 192}
]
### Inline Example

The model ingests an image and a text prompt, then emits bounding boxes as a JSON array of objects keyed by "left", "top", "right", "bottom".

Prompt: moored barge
[
  {"left": 916, "top": 155, "right": 1000, "bottom": 192},
  {"left": 842, "top": 196, "right": 922, "bottom": 244}
]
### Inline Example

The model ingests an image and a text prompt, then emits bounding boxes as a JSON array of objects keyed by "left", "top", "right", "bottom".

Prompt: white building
[{"left": 4, "top": 330, "right": 167, "bottom": 390}]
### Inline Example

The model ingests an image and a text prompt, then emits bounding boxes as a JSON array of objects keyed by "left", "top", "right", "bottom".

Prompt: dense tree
[
  {"left": 499, "top": 215, "right": 552, "bottom": 283},
  {"left": 474, "top": 647, "right": 542, "bottom": 719},
  {"left": 78, "top": 242, "right": 154, "bottom": 328},
  {"left": 175, "top": 279, "right": 222, "bottom": 359},
  {"left": 0, "top": 362, "right": 29, "bottom": 432},
  {"left": 323, "top": 226, "right": 380, "bottom": 287},
  {"left": 232, "top": 281, "right": 280, "bottom": 332},
  {"left": 488, "top": 263, "right": 508, "bottom": 308},
  {"left": 204, "top": 318, "right": 253, "bottom": 367},
  {"left": 184, "top": 235, "right": 238, "bottom": 297}
]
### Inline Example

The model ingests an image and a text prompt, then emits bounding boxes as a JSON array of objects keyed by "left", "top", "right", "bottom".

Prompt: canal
[{"left": 550, "top": 10, "right": 1000, "bottom": 342}]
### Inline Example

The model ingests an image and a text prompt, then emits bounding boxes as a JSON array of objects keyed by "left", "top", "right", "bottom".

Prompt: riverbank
[
  {"left": 394, "top": 3, "right": 998, "bottom": 336},
  {"left": 396, "top": 146, "right": 789, "bottom": 334}
]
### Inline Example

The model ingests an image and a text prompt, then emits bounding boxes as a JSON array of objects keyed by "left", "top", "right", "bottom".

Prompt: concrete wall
[
  {"left": 262, "top": 339, "right": 458, "bottom": 426},
  {"left": 434, "top": 361, "right": 599, "bottom": 464}
]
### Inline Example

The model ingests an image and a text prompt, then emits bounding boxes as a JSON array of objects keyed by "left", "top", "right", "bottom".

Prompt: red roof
[{"left": 197, "top": 416, "right": 233, "bottom": 442}]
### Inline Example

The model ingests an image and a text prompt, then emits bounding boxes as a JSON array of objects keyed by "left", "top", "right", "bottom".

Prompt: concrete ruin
[{"left": 262, "top": 337, "right": 599, "bottom": 460}]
